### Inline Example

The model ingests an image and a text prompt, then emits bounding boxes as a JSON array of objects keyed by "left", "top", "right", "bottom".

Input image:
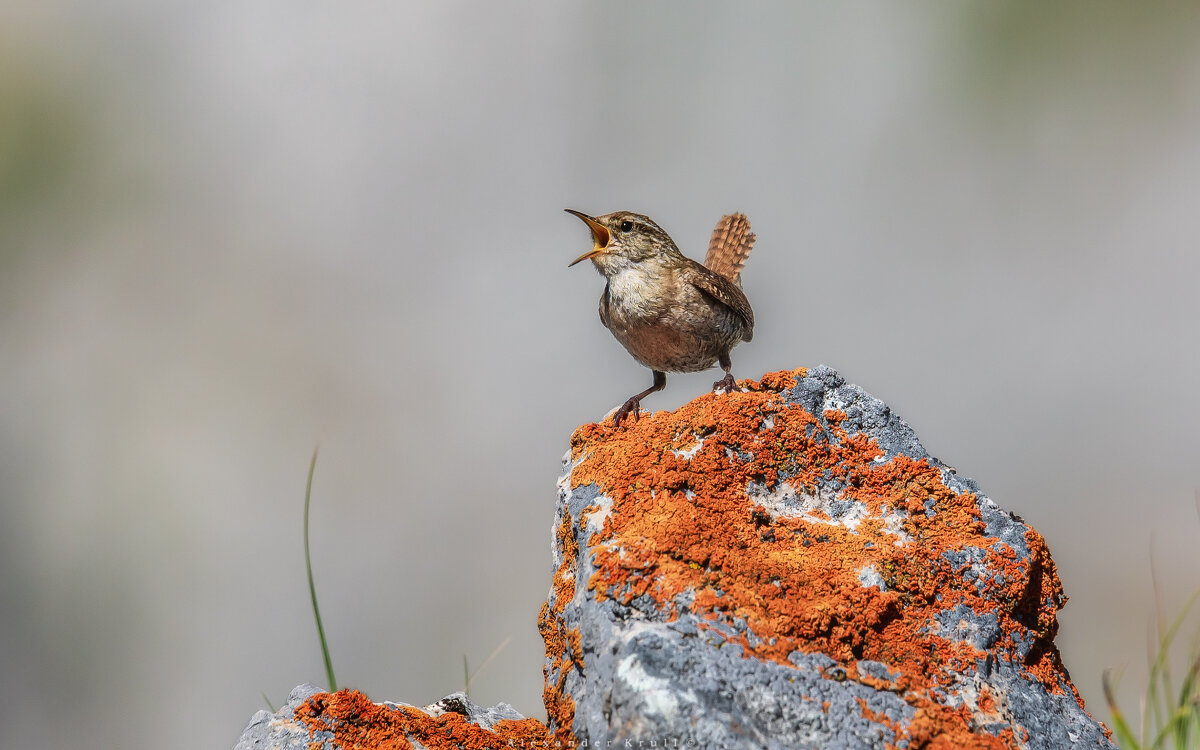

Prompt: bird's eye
[{"left": 619, "top": 220, "right": 634, "bottom": 232}]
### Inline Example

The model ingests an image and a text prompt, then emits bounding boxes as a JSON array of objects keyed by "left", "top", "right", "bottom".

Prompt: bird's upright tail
[{"left": 704, "top": 213, "right": 756, "bottom": 285}]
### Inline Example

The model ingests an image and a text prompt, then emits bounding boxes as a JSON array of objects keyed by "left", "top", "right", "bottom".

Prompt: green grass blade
[
  {"left": 1144, "top": 589, "right": 1200, "bottom": 748},
  {"left": 1172, "top": 655, "right": 1199, "bottom": 749},
  {"left": 464, "top": 636, "right": 513, "bottom": 697},
  {"left": 1106, "top": 586, "right": 1200, "bottom": 749},
  {"left": 1149, "top": 549, "right": 1172, "bottom": 740},
  {"left": 469, "top": 634, "right": 514, "bottom": 685},
  {"left": 1104, "top": 668, "right": 1144, "bottom": 749},
  {"left": 304, "top": 447, "right": 338, "bottom": 692}
]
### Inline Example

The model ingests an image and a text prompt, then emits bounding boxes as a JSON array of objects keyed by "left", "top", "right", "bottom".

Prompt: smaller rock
[
  {"left": 234, "top": 684, "right": 326, "bottom": 750},
  {"left": 417, "top": 692, "right": 527, "bottom": 731},
  {"left": 233, "top": 686, "right": 546, "bottom": 750}
]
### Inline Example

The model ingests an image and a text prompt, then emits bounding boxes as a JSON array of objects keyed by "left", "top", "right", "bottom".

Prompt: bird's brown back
[{"left": 704, "top": 213, "right": 756, "bottom": 284}]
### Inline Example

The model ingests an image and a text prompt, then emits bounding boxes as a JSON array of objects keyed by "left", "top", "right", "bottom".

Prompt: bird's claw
[
  {"left": 611, "top": 397, "right": 641, "bottom": 427},
  {"left": 713, "top": 373, "right": 737, "bottom": 393}
]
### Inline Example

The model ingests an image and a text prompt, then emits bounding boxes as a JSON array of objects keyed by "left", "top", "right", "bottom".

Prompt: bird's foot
[
  {"left": 713, "top": 373, "right": 737, "bottom": 393},
  {"left": 611, "top": 396, "right": 642, "bottom": 427}
]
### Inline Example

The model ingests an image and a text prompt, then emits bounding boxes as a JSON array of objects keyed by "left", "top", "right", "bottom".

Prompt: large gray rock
[{"left": 541, "top": 366, "right": 1114, "bottom": 749}]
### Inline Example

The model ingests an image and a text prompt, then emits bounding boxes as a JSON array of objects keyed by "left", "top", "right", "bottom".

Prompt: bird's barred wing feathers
[{"left": 684, "top": 261, "right": 755, "bottom": 342}]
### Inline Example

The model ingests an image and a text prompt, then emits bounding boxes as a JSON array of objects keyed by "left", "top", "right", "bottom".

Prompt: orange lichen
[
  {"left": 536, "top": 507, "right": 582, "bottom": 745},
  {"left": 549, "top": 367, "right": 1100, "bottom": 747},
  {"left": 293, "top": 689, "right": 550, "bottom": 750},
  {"left": 902, "top": 705, "right": 1011, "bottom": 750}
]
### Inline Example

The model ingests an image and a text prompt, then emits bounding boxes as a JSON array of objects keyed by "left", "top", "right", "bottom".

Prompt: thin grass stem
[{"left": 304, "top": 447, "right": 337, "bottom": 692}]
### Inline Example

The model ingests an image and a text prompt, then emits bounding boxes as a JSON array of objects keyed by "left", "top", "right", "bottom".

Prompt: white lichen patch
[
  {"left": 583, "top": 493, "right": 613, "bottom": 535},
  {"left": 857, "top": 563, "right": 887, "bottom": 591},
  {"left": 747, "top": 480, "right": 867, "bottom": 530},
  {"left": 945, "top": 673, "right": 1016, "bottom": 732},
  {"left": 822, "top": 388, "right": 855, "bottom": 413},
  {"left": 671, "top": 436, "right": 705, "bottom": 460},
  {"left": 558, "top": 449, "right": 586, "bottom": 497},
  {"left": 876, "top": 504, "right": 913, "bottom": 544},
  {"left": 616, "top": 653, "right": 697, "bottom": 717},
  {"left": 746, "top": 481, "right": 912, "bottom": 544}
]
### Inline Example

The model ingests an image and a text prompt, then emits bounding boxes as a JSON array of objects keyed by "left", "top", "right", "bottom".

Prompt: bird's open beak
[{"left": 565, "top": 209, "right": 610, "bottom": 267}]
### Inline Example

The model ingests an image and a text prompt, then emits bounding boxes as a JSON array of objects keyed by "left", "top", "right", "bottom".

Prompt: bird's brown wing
[
  {"left": 684, "top": 260, "right": 755, "bottom": 342},
  {"left": 704, "top": 213, "right": 756, "bottom": 284}
]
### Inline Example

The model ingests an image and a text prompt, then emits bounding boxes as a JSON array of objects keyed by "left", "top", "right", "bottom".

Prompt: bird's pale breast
[{"left": 599, "top": 264, "right": 746, "bottom": 373}]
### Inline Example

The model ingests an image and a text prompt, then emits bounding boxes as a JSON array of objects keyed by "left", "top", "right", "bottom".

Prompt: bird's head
[{"left": 565, "top": 209, "right": 681, "bottom": 274}]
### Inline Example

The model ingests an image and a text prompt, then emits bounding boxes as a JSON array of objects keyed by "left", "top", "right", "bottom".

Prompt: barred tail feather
[{"left": 704, "top": 213, "right": 756, "bottom": 284}]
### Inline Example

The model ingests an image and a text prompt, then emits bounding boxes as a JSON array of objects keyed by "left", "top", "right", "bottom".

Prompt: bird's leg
[
  {"left": 612, "top": 370, "right": 667, "bottom": 426},
  {"left": 713, "top": 352, "right": 737, "bottom": 393}
]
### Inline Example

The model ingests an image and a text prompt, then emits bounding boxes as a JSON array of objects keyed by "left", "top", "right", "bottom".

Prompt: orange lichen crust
[
  {"left": 554, "top": 368, "right": 1095, "bottom": 747},
  {"left": 537, "top": 506, "right": 581, "bottom": 746},
  {"left": 293, "top": 689, "right": 551, "bottom": 750}
]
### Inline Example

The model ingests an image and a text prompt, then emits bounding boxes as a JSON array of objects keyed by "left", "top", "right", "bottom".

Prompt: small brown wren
[{"left": 566, "top": 209, "right": 757, "bottom": 426}]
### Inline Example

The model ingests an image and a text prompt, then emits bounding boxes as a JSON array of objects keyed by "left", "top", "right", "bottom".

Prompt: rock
[
  {"left": 236, "top": 366, "right": 1114, "bottom": 749},
  {"left": 540, "top": 366, "right": 1114, "bottom": 749},
  {"left": 233, "top": 685, "right": 546, "bottom": 749},
  {"left": 234, "top": 684, "right": 327, "bottom": 750}
]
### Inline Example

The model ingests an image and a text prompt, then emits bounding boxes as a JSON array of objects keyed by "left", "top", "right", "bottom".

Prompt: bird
[{"left": 566, "top": 209, "right": 757, "bottom": 426}]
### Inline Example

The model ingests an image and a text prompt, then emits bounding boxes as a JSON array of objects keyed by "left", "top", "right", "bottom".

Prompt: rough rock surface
[
  {"left": 234, "top": 684, "right": 546, "bottom": 749},
  {"left": 236, "top": 684, "right": 327, "bottom": 750},
  {"left": 540, "top": 366, "right": 1114, "bottom": 749},
  {"left": 235, "top": 366, "right": 1113, "bottom": 749}
]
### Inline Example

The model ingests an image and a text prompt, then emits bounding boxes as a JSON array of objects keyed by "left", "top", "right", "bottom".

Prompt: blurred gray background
[{"left": 2, "top": 2, "right": 1199, "bottom": 748}]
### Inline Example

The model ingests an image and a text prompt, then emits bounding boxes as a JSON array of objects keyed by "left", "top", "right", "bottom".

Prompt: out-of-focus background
[{"left": 2, "top": 2, "right": 1199, "bottom": 748}]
